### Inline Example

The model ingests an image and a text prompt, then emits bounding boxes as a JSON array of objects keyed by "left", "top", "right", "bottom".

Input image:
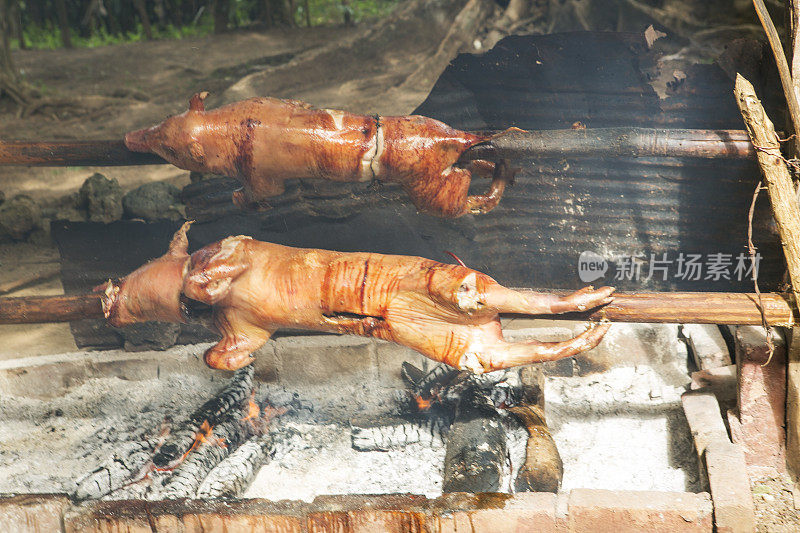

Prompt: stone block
[
  {"left": 681, "top": 390, "right": 730, "bottom": 490},
  {"left": 704, "top": 440, "right": 756, "bottom": 533},
  {"left": 568, "top": 489, "right": 713, "bottom": 532},
  {"left": 274, "top": 334, "right": 376, "bottom": 385},
  {"left": 728, "top": 326, "right": 787, "bottom": 473},
  {"left": 690, "top": 365, "right": 736, "bottom": 405},
  {"left": 372, "top": 339, "right": 433, "bottom": 387},
  {"left": 683, "top": 324, "right": 731, "bottom": 369}
]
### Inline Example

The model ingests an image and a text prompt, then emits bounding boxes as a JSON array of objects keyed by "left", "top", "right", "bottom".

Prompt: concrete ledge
[
  {"left": 0, "top": 344, "right": 220, "bottom": 399},
  {"left": 704, "top": 441, "right": 756, "bottom": 533},
  {"left": 0, "top": 494, "right": 70, "bottom": 533},
  {"left": 0, "top": 490, "right": 714, "bottom": 532},
  {"left": 681, "top": 389, "right": 730, "bottom": 490},
  {"left": 568, "top": 489, "right": 713, "bottom": 533}
]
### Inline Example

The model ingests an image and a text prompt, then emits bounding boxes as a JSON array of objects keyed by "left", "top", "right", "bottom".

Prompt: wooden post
[
  {"left": 736, "top": 73, "right": 800, "bottom": 476},
  {"left": 0, "top": 290, "right": 796, "bottom": 326},
  {"left": 787, "top": 0, "right": 800, "bottom": 478},
  {"left": 735, "top": 75, "right": 800, "bottom": 307}
]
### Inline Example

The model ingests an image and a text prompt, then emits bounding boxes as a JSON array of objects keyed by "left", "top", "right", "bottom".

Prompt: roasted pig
[
  {"left": 101, "top": 223, "right": 613, "bottom": 373},
  {"left": 125, "top": 93, "right": 518, "bottom": 218}
]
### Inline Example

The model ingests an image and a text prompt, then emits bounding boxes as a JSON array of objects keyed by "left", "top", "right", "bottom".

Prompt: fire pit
[{"left": 0, "top": 321, "right": 717, "bottom": 531}]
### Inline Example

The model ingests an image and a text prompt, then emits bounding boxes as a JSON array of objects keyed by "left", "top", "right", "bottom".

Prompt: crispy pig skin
[
  {"left": 101, "top": 224, "right": 614, "bottom": 373},
  {"left": 124, "top": 93, "right": 516, "bottom": 217}
]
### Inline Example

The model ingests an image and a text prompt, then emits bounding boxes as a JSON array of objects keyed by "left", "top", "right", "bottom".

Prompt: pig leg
[
  {"left": 464, "top": 159, "right": 517, "bottom": 215},
  {"left": 204, "top": 307, "right": 273, "bottom": 371},
  {"left": 425, "top": 267, "right": 613, "bottom": 317},
  {"left": 481, "top": 284, "right": 615, "bottom": 315},
  {"left": 458, "top": 323, "right": 612, "bottom": 373}
]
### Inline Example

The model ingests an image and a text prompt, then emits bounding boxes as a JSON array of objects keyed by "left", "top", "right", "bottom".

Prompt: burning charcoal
[
  {"left": 443, "top": 387, "right": 508, "bottom": 493},
  {"left": 405, "top": 362, "right": 462, "bottom": 399},
  {"left": 507, "top": 404, "right": 563, "bottom": 493},
  {"left": 155, "top": 416, "right": 251, "bottom": 500},
  {"left": 72, "top": 438, "right": 161, "bottom": 501},
  {"left": 196, "top": 434, "right": 272, "bottom": 498},
  {"left": 153, "top": 364, "right": 254, "bottom": 468},
  {"left": 350, "top": 416, "right": 448, "bottom": 452},
  {"left": 196, "top": 428, "right": 298, "bottom": 498}
]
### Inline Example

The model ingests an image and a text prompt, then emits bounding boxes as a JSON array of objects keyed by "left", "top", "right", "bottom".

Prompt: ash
[
  {"left": 545, "top": 364, "right": 700, "bottom": 492},
  {"left": 0, "top": 344, "right": 698, "bottom": 499}
]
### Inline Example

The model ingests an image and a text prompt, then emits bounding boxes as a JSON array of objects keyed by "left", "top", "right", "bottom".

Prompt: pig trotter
[{"left": 465, "top": 159, "right": 517, "bottom": 215}]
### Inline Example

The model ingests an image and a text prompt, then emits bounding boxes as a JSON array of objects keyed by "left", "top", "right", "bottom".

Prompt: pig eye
[{"left": 164, "top": 147, "right": 177, "bottom": 158}]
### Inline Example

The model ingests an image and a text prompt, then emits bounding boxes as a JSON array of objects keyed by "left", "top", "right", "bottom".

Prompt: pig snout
[{"left": 124, "top": 127, "right": 153, "bottom": 152}]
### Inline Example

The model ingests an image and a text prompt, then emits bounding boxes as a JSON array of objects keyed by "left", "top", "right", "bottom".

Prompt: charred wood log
[
  {"left": 195, "top": 428, "right": 298, "bottom": 498},
  {"left": 156, "top": 416, "right": 251, "bottom": 499},
  {"left": 72, "top": 437, "right": 161, "bottom": 501},
  {"left": 350, "top": 416, "right": 448, "bottom": 452},
  {"left": 442, "top": 387, "right": 508, "bottom": 493},
  {"left": 403, "top": 362, "right": 463, "bottom": 401},
  {"left": 152, "top": 364, "right": 254, "bottom": 468},
  {"left": 196, "top": 434, "right": 272, "bottom": 498},
  {"left": 507, "top": 404, "right": 563, "bottom": 493}
]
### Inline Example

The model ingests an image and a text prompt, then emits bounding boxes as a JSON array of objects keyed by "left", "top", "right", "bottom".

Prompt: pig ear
[
  {"left": 188, "top": 91, "right": 209, "bottom": 112},
  {"left": 167, "top": 221, "right": 193, "bottom": 257},
  {"left": 189, "top": 141, "right": 205, "bottom": 164}
]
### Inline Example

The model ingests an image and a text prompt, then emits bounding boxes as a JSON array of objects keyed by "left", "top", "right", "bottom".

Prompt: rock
[
  {"left": 122, "top": 182, "right": 184, "bottom": 221},
  {"left": 0, "top": 194, "right": 43, "bottom": 242},
  {"left": 79, "top": 173, "right": 123, "bottom": 223},
  {"left": 120, "top": 322, "right": 181, "bottom": 352},
  {"left": 683, "top": 324, "right": 731, "bottom": 370}
]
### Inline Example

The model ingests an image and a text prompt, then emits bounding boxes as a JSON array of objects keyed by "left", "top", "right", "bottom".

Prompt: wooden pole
[
  {"left": 0, "top": 139, "right": 166, "bottom": 166},
  {"left": 0, "top": 129, "right": 755, "bottom": 169},
  {"left": 518, "top": 290, "right": 797, "bottom": 326},
  {"left": 785, "top": 0, "right": 800, "bottom": 479},
  {"left": 753, "top": 0, "right": 800, "bottom": 154},
  {"left": 736, "top": 73, "right": 800, "bottom": 476},
  {"left": 735, "top": 75, "right": 800, "bottom": 313},
  {"left": 0, "top": 294, "right": 104, "bottom": 324},
  {"left": 0, "top": 291, "right": 795, "bottom": 326},
  {"left": 461, "top": 128, "right": 756, "bottom": 162}
]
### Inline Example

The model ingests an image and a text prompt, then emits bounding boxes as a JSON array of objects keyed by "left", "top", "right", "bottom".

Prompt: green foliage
[
  {"left": 14, "top": 16, "right": 215, "bottom": 50},
  {"left": 12, "top": 1, "right": 400, "bottom": 51},
  {"left": 305, "top": 0, "right": 399, "bottom": 26}
]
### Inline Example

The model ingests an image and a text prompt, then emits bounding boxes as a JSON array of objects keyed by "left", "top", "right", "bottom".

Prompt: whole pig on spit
[
  {"left": 99, "top": 223, "right": 614, "bottom": 373},
  {"left": 124, "top": 92, "right": 520, "bottom": 218}
]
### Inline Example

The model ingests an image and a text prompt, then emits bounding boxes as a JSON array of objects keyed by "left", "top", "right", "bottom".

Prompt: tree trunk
[
  {"left": 213, "top": 0, "right": 230, "bottom": 33},
  {"left": 263, "top": 0, "right": 273, "bottom": 26},
  {"left": 133, "top": 0, "right": 154, "bottom": 39},
  {"left": 503, "top": 0, "right": 530, "bottom": 24},
  {"left": 304, "top": 0, "right": 311, "bottom": 26},
  {"left": 0, "top": 0, "right": 30, "bottom": 105},
  {"left": 55, "top": 0, "right": 72, "bottom": 48},
  {"left": 11, "top": 1, "right": 24, "bottom": 50},
  {"left": 342, "top": 0, "right": 353, "bottom": 26}
]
